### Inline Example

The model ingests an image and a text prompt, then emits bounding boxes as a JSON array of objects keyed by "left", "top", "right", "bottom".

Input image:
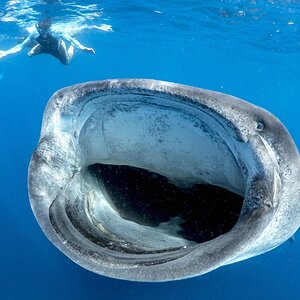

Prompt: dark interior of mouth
[{"left": 88, "top": 163, "right": 243, "bottom": 244}]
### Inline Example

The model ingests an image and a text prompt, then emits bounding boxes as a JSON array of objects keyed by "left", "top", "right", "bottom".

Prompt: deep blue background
[{"left": 0, "top": 1, "right": 299, "bottom": 299}]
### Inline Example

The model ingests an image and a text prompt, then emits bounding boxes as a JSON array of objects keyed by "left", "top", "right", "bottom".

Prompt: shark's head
[{"left": 28, "top": 79, "right": 300, "bottom": 282}]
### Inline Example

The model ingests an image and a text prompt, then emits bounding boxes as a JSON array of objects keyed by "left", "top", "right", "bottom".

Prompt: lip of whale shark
[{"left": 28, "top": 79, "right": 300, "bottom": 282}]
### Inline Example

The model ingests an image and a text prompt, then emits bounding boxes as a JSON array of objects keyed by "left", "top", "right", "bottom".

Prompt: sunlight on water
[
  {"left": 0, "top": 0, "right": 299, "bottom": 53},
  {"left": 0, "top": 0, "right": 112, "bottom": 35}
]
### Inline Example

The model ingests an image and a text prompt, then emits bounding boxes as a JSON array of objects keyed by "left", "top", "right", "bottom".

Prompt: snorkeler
[{"left": 0, "top": 18, "right": 95, "bottom": 65}]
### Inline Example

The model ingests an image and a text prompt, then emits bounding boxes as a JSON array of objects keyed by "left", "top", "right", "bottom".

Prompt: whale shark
[{"left": 28, "top": 79, "right": 300, "bottom": 281}]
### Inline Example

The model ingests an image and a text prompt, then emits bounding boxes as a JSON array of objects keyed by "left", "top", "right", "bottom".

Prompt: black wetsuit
[{"left": 35, "top": 33, "right": 70, "bottom": 65}]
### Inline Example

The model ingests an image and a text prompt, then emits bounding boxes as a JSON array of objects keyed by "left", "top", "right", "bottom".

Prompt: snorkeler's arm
[
  {"left": 60, "top": 33, "right": 95, "bottom": 54},
  {"left": 0, "top": 32, "right": 38, "bottom": 59}
]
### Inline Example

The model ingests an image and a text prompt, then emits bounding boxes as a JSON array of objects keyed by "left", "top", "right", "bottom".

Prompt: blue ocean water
[{"left": 0, "top": 0, "right": 299, "bottom": 299}]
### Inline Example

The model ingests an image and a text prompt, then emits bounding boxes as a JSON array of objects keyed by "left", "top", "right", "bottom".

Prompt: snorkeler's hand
[
  {"left": 0, "top": 50, "right": 7, "bottom": 59},
  {"left": 84, "top": 47, "right": 95, "bottom": 54}
]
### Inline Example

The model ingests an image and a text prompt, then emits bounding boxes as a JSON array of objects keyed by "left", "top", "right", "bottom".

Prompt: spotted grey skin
[{"left": 28, "top": 79, "right": 300, "bottom": 282}]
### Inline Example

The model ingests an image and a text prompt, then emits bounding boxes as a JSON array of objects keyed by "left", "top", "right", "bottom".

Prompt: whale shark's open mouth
[
  {"left": 47, "top": 91, "right": 246, "bottom": 255},
  {"left": 86, "top": 163, "right": 243, "bottom": 245},
  {"left": 29, "top": 79, "right": 299, "bottom": 281}
]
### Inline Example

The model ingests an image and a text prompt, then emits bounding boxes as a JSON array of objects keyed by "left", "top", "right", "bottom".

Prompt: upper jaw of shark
[{"left": 28, "top": 79, "right": 300, "bottom": 282}]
